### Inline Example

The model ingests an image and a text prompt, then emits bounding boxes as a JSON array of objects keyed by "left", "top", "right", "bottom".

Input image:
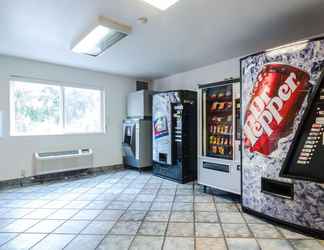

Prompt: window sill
[{"left": 10, "top": 131, "right": 107, "bottom": 137}]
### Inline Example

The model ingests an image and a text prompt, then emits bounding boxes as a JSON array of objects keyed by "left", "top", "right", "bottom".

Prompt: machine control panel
[
  {"left": 173, "top": 104, "right": 183, "bottom": 143},
  {"left": 281, "top": 83, "right": 324, "bottom": 182}
]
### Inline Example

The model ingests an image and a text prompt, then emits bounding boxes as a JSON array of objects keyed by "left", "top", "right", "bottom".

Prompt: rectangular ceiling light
[
  {"left": 142, "top": 0, "right": 179, "bottom": 10},
  {"left": 72, "top": 16, "right": 131, "bottom": 56}
]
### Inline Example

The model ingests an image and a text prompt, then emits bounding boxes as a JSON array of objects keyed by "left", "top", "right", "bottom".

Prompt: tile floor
[{"left": 0, "top": 169, "right": 322, "bottom": 250}]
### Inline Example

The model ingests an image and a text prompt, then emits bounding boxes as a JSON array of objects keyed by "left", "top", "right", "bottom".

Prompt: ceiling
[{"left": 1, "top": 0, "right": 324, "bottom": 79}]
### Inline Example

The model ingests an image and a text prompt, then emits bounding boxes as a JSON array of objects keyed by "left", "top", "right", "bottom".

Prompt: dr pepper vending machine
[
  {"left": 198, "top": 79, "right": 241, "bottom": 195},
  {"left": 241, "top": 37, "right": 324, "bottom": 238}
]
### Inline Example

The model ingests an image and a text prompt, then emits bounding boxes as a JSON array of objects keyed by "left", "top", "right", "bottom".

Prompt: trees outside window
[
  {"left": 64, "top": 87, "right": 103, "bottom": 133},
  {"left": 10, "top": 80, "right": 105, "bottom": 136}
]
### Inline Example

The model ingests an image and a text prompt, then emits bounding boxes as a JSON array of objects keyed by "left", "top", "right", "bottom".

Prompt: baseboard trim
[{"left": 0, "top": 164, "right": 125, "bottom": 190}]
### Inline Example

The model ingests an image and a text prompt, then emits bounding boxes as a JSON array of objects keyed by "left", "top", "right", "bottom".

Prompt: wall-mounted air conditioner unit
[{"left": 33, "top": 149, "right": 93, "bottom": 176}]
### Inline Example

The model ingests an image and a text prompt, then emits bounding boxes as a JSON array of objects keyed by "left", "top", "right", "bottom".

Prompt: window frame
[{"left": 9, "top": 77, "right": 106, "bottom": 137}]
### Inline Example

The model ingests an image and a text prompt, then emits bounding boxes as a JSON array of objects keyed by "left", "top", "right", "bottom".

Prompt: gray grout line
[
  {"left": 27, "top": 233, "right": 49, "bottom": 250},
  {"left": 209, "top": 186, "right": 230, "bottom": 250},
  {"left": 193, "top": 182, "right": 197, "bottom": 250},
  {"left": 286, "top": 238, "right": 300, "bottom": 250},
  {"left": 126, "top": 176, "right": 156, "bottom": 250},
  {"left": 25, "top": 188, "right": 108, "bottom": 249},
  {"left": 0, "top": 170, "right": 321, "bottom": 250},
  {"left": 241, "top": 209, "right": 257, "bottom": 241},
  {"left": 27, "top": 172, "right": 129, "bottom": 249},
  {"left": 94, "top": 177, "right": 144, "bottom": 249},
  {"left": 93, "top": 171, "right": 155, "bottom": 249},
  {"left": 0, "top": 233, "right": 21, "bottom": 248},
  {"left": 161, "top": 183, "right": 178, "bottom": 250}
]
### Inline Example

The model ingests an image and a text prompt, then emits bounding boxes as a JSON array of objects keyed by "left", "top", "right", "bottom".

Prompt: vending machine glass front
[{"left": 203, "top": 85, "right": 233, "bottom": 159}]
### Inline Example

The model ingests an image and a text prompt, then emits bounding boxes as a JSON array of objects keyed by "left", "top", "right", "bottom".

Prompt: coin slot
[
  {"left": 261, "top": 178, "right": 294, "bottom": 200},
  {"left": 159, "top": 153, "right": 167, "bottom": 163}
]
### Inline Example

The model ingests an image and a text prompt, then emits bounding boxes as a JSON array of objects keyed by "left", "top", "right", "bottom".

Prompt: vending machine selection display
[
  {"left": 241, "top": 37, "right": 324, "bottom": 237},
  {"left": 205, "top": 85, "right": 234, "bottom": 159},
  {"left": 280, "top": 75, "right": 324, "bottom": 182}
]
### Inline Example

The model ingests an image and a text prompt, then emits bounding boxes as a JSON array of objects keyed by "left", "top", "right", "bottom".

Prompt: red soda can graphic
[{"left": 244, "top": 63, "right": 311, "bottom": 156}]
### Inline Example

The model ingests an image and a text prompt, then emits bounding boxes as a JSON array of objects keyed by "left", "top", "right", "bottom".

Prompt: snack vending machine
[
  {"left": 241, "top": 37, "right": 324, "bottom": 238},
  {"left": 198, "top": 79, "right": 241, "bottom": 195},
  {"left": 152, "top": 90, "right": 197, "bottom": 183}
]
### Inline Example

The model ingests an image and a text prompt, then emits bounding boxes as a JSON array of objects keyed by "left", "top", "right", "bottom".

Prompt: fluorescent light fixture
[
  {"left": 72, "top": 16, "right": 131, "bottom": 56},
  {"left": 142, "top": 0, "right": 179, "bottom": 10},
  {"left": 266, "top": 40, "right": 308, "bottom": 57}
]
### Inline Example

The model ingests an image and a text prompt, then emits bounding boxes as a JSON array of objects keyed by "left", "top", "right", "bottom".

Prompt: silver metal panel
[
  {"left": 127, "top": 90, "right": 152, "bottom": 118},
  {"left": 198, "top": 156, "right": 241, "bottom": 195},
  {"left": 139, "top": 119, "right": 153, "bottom": 167},
  {"left": 135, "top": 121, "right": 140, "bottom": 160},
  {"left": 122, "top": 118, "right": 152, "bottom": 168}
]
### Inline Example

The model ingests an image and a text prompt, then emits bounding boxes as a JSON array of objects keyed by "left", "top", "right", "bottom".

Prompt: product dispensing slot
[
  {"left": 203, "top": 162, "right": 229, "bottom": 173},
  {"left": 159, "top": 153, "right": 167, "bottom": 163},
  {"left": 261, "top": 178, "right": 294, "bottom": 200},
  {"left": 123, "top": 125, "right": 133, "bottom": 145}
]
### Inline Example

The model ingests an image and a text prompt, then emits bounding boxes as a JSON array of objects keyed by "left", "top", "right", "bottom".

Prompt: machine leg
[{"left": 203, "top": 185, "right": 207, "bottom": 193}]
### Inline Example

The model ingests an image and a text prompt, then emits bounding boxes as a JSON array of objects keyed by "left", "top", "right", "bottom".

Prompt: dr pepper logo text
[{"left": 244, "top": 63, "right": 311, "bottom": 156}]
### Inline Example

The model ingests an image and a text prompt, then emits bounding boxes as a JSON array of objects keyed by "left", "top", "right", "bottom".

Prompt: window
[
  {"left": 10, "top": 80, "right": 105, "bottom": 136},
  {"left": 64, "top": 87, "right": 103, "bottom": 133}
]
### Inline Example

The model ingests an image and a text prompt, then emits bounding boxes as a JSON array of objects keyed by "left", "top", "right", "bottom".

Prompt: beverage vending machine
[
  {"left": 152, "top": 90, "right": 197, "bottom": 183},
  {"left": 241, "top": 37, "right": 324, "bottom": 238},
  {"left": 198, "top": 79, "right": 241, "bottom": 195}
]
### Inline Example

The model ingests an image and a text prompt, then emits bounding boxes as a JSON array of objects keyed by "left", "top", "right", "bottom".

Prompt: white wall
[
  {"left": 0, "top": 55, "right": 135, "bottom": 181},
  {"left": 153, "top": 57, "right": 240, "bottom": 91}
]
